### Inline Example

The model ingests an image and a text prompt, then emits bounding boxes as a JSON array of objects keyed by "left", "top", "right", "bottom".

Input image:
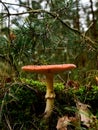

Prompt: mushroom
[{"left": 21, "top": 64, "right": 76, "bottom": 119}]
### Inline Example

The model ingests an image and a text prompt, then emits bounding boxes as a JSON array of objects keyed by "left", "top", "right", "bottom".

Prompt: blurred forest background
[
  {"left": 0, "top": 0, "right": 98, "bottom": 129},
  {"left": 0, "top": 0, "right": 98, "bottom": 84}
]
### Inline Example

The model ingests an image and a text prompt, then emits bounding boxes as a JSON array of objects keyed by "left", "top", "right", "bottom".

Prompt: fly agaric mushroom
[{"left": 21, "top": 64, "right": 76, "bottom": 119}]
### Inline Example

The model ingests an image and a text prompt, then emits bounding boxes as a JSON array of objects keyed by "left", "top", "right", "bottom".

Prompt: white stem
[{"left": 44, "top": 73, "right": 55, "bottom": 119}]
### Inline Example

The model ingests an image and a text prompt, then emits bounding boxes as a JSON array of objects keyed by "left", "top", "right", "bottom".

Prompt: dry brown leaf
[
  {"left": 56, "top": 115, "right": 70, "bottom": 130},
  {"left": 56, "top": 115, "right": 81, "bottom": 130},
  {"left": 76, "top": 101, "right": 93, "bottom": 127}
]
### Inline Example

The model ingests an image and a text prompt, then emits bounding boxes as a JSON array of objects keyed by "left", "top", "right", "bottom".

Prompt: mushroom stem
[{"left": 44, "top": 73, "right": 55, "bottom": 119}]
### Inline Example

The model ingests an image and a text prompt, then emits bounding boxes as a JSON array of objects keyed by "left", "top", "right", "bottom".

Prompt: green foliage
[
  {"left": 0, "top": 79, "right": 98, "bottom": 129},
  {"left": 0, "top": 80, "right": 63, "bottom": 129},
  {"left": 0, "top": 82, "right": 45, "bottom": 129}
]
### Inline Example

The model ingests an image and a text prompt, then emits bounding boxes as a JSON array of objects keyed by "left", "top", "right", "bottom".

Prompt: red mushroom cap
[{"left": 22, "top": 64, "right": 76, "bottom": 74}]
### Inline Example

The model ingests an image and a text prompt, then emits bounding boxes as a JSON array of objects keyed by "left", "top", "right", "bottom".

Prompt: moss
[{"left": 0, "top": 79, "right": 98, "bottom": 129}]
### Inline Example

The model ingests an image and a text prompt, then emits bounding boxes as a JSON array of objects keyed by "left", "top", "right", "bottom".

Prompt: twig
[
  {"left": 57, "top": 74, "right": 65, "bottom": 83},
  {"left": 20, "top": 123, "right": 24, "bottom": 130},
  {"left": 9, "top": 82, "right": 39, "bottom": 93},
  {"left": 0, "top": 0, "right": 11, "bottom": 41},
  {"left": 85, "top": 22, "right": 94, "bottom": 35},
  {"left": 1, "top": 1, "right": 32, "bottom": 10},
  {"left": 4, "top": 114, "right": 13, "bottom": 130},
  {"left": 0, "top": 92, "right": 7, "bottom": 122}
]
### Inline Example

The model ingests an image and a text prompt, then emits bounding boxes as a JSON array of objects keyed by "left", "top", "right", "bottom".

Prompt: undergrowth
[{"left": 0, "top": 78, "right": 98, "bottom": 130}]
